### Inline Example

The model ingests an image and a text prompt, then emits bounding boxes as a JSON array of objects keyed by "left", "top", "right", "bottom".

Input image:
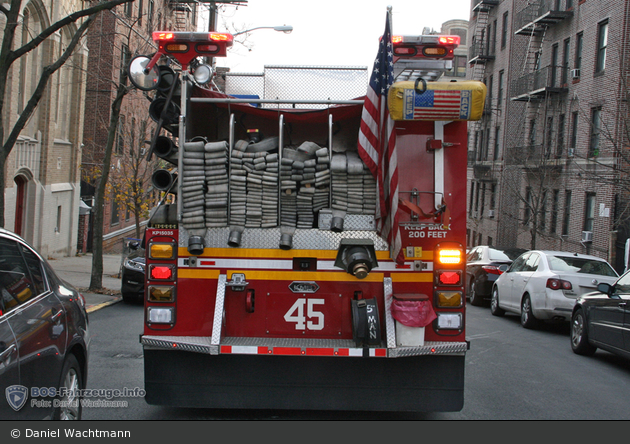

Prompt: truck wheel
[{"left": 54, "top": 354, "right": 82, "bottom": 420}]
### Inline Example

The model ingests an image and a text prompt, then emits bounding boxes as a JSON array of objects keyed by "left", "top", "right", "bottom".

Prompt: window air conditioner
[
  {"left": 571, "top": 69, "right": 580, "bottom": 80},
  {"left": 568, "top": 148, "right": 575, "bottom": 157},
  {"left": 488, "top": 209, "right": 495, "bottom": 218},
  {"left": 581, "top": 231, "right": 593, "bottom": 243}
]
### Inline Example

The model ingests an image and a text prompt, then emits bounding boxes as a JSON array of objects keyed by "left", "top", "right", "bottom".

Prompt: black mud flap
[{"left": 351, "top": 296, "right": 381, "bottom": 354}]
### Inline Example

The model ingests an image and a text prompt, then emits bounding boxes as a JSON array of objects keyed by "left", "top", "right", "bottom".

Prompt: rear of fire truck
[{"left": 130, "top": 16, "right": 485, "bottom": 412}]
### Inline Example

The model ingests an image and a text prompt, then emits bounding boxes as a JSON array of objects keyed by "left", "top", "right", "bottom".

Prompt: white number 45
[{"left": 284, "top": 298, "right": 325, "bottom": 331}]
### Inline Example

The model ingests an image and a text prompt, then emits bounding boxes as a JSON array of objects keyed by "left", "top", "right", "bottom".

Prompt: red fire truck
[{"left": 128, "top": 15, "right": 485, "bottom": 412}]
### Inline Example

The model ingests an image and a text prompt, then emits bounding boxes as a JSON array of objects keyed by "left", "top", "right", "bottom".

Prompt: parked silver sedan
[{"left": 490, "top": 250, "right": 619, "bottom": 329}]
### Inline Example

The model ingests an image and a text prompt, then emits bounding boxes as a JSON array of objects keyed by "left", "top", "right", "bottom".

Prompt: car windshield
[
  {"left": 547, "top": 255, "right": 617, "bottom": 277},
  {"left": 488, "top": 248, "right": 524, "bottom": 261}
]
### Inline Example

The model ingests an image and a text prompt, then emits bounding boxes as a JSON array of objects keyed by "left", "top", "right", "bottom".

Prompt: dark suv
[{"left": 0, "top": 228, "right": 90, "bottom": 419}]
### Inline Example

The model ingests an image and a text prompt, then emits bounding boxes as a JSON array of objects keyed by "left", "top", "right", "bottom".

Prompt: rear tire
[
  {"left": 490, "top": 287, "right": 505, "bottom": 316},
  {"left": 520, "top": 295, "right": 538, "bottom": 329},
  {"left": 571, "top": 308, "right": 597, "bottom": 356},
  {"left": 470, "top": 281, "right": 484, "bottom": 306}
]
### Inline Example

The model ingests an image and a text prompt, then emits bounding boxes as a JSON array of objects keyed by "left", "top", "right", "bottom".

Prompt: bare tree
[{"left": 0, "top": 0, "right": 133, "bottom": 228}]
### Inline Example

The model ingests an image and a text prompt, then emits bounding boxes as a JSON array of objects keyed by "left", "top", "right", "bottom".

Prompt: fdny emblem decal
[{"left": 289, "top": 281, "right": 320, "bottom": 293}]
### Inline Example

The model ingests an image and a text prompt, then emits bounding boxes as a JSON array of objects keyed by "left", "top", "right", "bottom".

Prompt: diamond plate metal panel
[
  {"left": 222, "top": 336, "right": 357, "bottom": 348},
  {"left": 318, "top": 212, "right": 376, "bottom": 231},
  {"left": 383, "top": 278, "right": 396, "bottom": 349},
  {"left": 387, "top": 341, "right": 468, "bottom": 358},
  {"left": 179, "top": 227, "right": 389, "bottom": 251},
  {"left": 142, "top": 335, "right": 218, "bottom": 355},
  {"left": 211, "top": 274, "right": 226, "bottom": 346}
]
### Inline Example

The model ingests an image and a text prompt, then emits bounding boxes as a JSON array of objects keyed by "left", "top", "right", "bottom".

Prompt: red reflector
[
  {"left": 151, "top": 266, "right": 172, "bottom": 280},
  {"left": 394, "top": 46, "right": 416, "bottom": 55},
  {"left": 196, "top": 43, "right": 220, "bottom": 53},
  {"left": 439, "top": 271, "right": 461, "bottom": 285}
]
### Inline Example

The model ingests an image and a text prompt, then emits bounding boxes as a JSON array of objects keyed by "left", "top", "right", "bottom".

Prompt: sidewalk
[{"left": 47, "top": 253, "right": 124, "bottom": 313}]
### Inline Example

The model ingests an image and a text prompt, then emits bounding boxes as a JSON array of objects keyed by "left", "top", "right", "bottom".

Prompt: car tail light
[
  {"left": 547, "top": 278, "right": 572, "bottom": 291},
  {"left": 482, "top": 265, "right": 503, "bottom": 275}
]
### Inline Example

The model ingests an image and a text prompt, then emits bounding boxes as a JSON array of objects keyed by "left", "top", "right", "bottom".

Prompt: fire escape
[
  {"left": 509, "top": 0, "right": 572, "bottom": 168},
  {"left": 468, "top": 0, "right": 499, "bottom": 199}
]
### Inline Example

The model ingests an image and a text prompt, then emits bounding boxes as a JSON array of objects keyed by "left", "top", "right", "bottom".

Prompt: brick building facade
[
  {"left": 81, "top": 1, "right": 198, "bottom": 253},
  {"left": 1, "top": 0, "right": 88, "bottom": 258},
  {"left": 467, "top": 0, "right": 630, "bottom": 272}
]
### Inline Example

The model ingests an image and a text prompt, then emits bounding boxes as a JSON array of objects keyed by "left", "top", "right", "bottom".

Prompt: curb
[{"left": 86, "top": 296, "right": 123, "bottom": 313}]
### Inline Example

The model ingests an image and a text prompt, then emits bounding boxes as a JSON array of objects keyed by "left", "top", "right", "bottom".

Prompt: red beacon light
[
  {"left": 149, "top": 31, "right": 234, "bottom": 69},
  {"left": 391, "top": 34, "right": 459, "bottom": 60}
]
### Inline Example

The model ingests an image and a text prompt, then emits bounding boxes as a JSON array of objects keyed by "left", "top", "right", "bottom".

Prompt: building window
[
  {"left": 56, "top": 206, "right": 62, "bottom": 233},
  {"left": 494, "top": 127, "right": 500, "bottom": 161},
  {"left": 111, "top": 200, "right": 120, "bottom": 226},
  {"left": 557, "top": 114, "right": 565, "bottom": 157},
  {"left": 596, "top": 20, "right": 608, "bottom": 73},
  {"left": 137, "top": 0, "right": 143, "bottom": 25},
  {"left": 501, "top": 12, "right": 508, "bottom": 49},
  {"left": 116, "top": 115, "right": 126, "bottom": 155},
  {"left": 147, "top": 0, "right": 154, "bottom": 31},
  {"left": 575, "top": 32, "right": 583, "bottom": 70},
  {"left": 570, "top": 111, "right": 579, "bottom": 149},
  {"left": 524, "top": 187, "right": 532, "bottom": 225},
  {"left": 469, "top": 181, "right": 475, "bottom": 215},
  {"left": 584, "top": 193, "right": 596, "bottom": 232},
  {"left": 551, "top": 43, "right": 559, "bottom": 86},
  {"left": 545, "top": 116, "right": 554, "bottom": 158},
  {"left": 550, "top": 189, "right": 559, "bottom": 234},
  {"left": 562, "top": 38, "right": 570, "bottom": 84},
  {"left": 490, "top": 184, "right": 496, "bottom": 210},
  {"left": 529, "top": 120, "right": 537, "bottom": 148},
  {"left": 562, "top": 191, "right": 572, "bottom": 236},
  {"left": 589, "top": 107, "right": 602, "bottom": 157},
  {"left": 453, "top": 55, "right": 467, "bottom": 77},
  {"left": 540, "top": 190, "right": 547, "bottom": 230},
  {"left": 497, "top": 70, "right": 504, "bottom": 106},
  {"left": 566, "top": 0, "right": 573, "bottom": 9}
]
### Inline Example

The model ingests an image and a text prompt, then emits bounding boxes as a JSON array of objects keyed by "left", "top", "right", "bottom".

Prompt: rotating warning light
[{"left": 438, "top": 248, "right": 463, "bottom": 265}]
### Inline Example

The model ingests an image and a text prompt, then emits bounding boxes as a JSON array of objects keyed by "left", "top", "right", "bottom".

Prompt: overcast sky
[{"left": 200, "top": 0, "right": 472, "bottom": 73}]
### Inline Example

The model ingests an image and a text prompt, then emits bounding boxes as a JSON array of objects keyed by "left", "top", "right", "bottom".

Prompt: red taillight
[
  {"left": 482, "top": 265, "right": 503, "bottom": 275},
  {"left": 438, "top": 271, "right": 462, "bottom": 285},
  {"left": 546, "top": 278, "right": 572, "bottom": 291},
  {"left": 151, "top": 266, "right": 173, "bottom": 280}
]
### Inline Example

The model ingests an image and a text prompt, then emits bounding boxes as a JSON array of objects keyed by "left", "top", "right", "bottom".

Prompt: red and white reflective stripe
[
  {"left": 179, "top": 258, "right": 428, "bottom": 272},
  {"left": 220, "top": 345, "right": 387, "bottom": 357}
]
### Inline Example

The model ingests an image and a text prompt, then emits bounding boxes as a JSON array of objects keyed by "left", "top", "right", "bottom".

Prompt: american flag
[
  {"left": 413, "top": 90, "right": 463, "bottom": 120},
  {"left": 357, "top": 10, "right": 404, "bottom": 265}
]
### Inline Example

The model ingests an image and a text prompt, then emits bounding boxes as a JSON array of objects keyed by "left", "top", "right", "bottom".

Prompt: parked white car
[{"left": 490, "top": 250, "right": 619, "bottom": 329}]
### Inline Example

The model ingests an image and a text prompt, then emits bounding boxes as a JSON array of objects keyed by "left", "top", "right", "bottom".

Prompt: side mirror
[
  {"left": 597, "top": 282, "right": 613, "bottom": 296},
  {"left": 128, "top": 55, "right": 161, "bottom": 91},
  {"left": 128, "top": 241, "right": 140, "bottom": 251}
]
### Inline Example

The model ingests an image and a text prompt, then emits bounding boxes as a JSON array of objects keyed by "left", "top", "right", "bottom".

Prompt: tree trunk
[{"left": 89, "top": 83, "right": 128, "bottom": 291}]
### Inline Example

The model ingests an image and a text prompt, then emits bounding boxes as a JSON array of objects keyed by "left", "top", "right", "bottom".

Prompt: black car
[
  {"left": 121, "top": 241, "right": 145, "bottom": 304},
  {"left": 571, "top": 270, "right": 630, "bottom": 360},
  {"left": 466, "top": 246, "right": 526, "bottom": 306},
  {"left": 0, "top": 228, "right": 89, "bottom": 420}
]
